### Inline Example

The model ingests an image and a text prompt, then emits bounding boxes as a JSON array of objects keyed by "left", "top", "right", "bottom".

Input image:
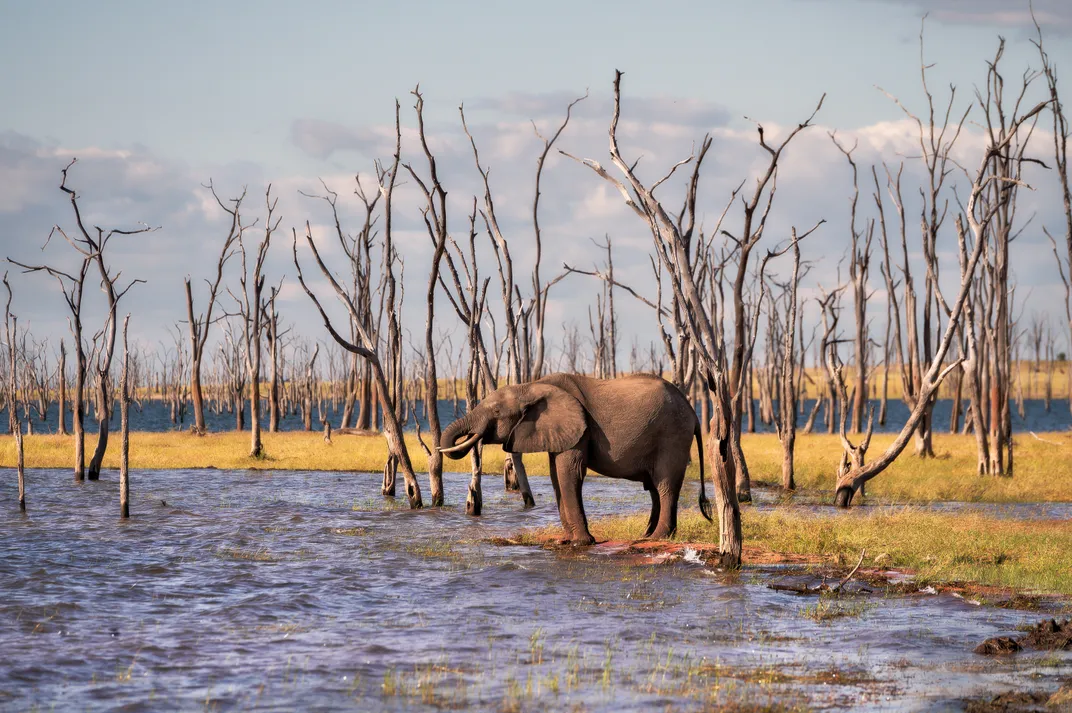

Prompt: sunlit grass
[
  {"left": 519, "top": 508, "right": 1072, "bottom": 595},
  {"left": 2, "top": 428, "right": 1070, "bottom": 505},
  {"left": 737, "top": 431, "right": 1072, "bottom": 503},
  {"left": 0, "top": 430, "right": 523, "bottom": 475}
]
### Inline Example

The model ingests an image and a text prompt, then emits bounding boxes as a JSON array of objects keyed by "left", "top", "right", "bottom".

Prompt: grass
[
  {"left": 3, "top": 429, "right": 1070, "bottom": 506},
  {"left": 0, "top": 430, "right": 521, "bottom": 475},
  {"left": 517, "top": 508, "right": 1072, "bottom": 595},
  {"left": 738, "top": 431, "right": 1072, "bottom": 503},
  {"left": 4, "top": 391, "right": 1072, "bottom": 510},
  {"left": 799, "top": 597, "right": 873, "bottom": 623}
]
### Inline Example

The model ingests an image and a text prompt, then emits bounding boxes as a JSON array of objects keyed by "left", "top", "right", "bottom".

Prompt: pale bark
[
  {"left": 120, "top": 315, "right": 130, "bottom": 519},
  {"left": 835, "top": 89, "right": 1049, "bottom": 505}
]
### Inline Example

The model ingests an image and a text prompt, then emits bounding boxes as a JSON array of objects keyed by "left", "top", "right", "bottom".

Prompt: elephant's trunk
[{"left": 439, "top": 413, "right": 478, "bottom": 460}]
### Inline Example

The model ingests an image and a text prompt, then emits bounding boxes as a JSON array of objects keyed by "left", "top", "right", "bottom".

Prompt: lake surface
[
  {"left": 2, "top": 469, "right": 1069, "bottom": 711},
  {"left": 7, "top": 397, "right": 1072, "bottom": 435}
]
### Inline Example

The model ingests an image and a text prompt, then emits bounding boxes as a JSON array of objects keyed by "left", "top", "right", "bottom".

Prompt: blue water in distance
[{"left": 3, "top": 397, "right": 1069, "bottom": 434}]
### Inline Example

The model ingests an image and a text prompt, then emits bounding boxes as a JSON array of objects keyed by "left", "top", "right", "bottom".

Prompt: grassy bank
[
  {"left": 1, "top": 429, "right": 1070, "bottom": 504},
  {"left": 739, "top": 431, "right": 1072, "bottom": 503},
  {"left": 518, "top": 508, "right": 1072, "bottom": 596},
  {"left": 0, "top": 430, "right": 522, "bottom": 474}
]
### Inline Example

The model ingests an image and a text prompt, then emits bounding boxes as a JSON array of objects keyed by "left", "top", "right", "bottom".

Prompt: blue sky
[{"left": 1, "top": 0, "right": 1070, "bottom": 366}]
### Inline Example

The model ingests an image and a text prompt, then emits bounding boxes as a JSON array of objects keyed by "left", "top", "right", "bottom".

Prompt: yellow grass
[
  {"left": 538, "top": 508, "right": 1072, "bottom": 595},
  {"left": 1, "top": 429, "right": 1070, "bottom": 504},
  {"left": 0, "top": 430, "right": 528, "bottom": 475},
  {"left": 738, "top": 431, "right": 1072, "bottom": 503}
]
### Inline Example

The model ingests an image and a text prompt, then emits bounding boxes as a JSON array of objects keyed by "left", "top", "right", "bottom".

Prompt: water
[
  {"left": 2, "top": 470, "right": 1069, "bottom": 711},
  {"left": 6, "top": 397, "right": 1072, "bottom": 435}
]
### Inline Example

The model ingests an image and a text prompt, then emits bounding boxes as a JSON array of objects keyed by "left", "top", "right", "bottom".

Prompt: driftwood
[{"left": 768, "top": 550, "right": 867, "bottom": 595}]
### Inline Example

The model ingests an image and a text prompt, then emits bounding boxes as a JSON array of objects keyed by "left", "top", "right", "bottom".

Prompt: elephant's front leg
[{"left": 551, "top": 448, "right": 594, "bottom": 546}]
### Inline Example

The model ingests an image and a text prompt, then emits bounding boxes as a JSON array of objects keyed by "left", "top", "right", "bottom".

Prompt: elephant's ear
[{"left": 505, "top": 384, "right": 586, "bottom": 454}]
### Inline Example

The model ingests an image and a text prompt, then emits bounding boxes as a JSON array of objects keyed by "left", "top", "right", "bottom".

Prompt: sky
[{"left": 1, "top": 0, "right": 1070, "bottom": 372}]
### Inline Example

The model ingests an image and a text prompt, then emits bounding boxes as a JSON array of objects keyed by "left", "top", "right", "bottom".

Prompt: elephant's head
[{"left": 438, "top": 382, "right": 586, "bottom": 460}]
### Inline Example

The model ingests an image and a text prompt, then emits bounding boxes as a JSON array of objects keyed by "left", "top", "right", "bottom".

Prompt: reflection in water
[{"left": 1, "top": 468, "right": 1069, "bottom": 711}]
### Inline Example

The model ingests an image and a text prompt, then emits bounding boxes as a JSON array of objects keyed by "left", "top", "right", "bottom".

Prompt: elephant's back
[{"left": 562, "top": 374, "right": 697, "bottom": 478}]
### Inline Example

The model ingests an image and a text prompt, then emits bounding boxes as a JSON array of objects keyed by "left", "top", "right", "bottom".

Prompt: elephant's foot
[
  {"left": 558, "top": 532, "right": 596, "bottom": 547},
  {"left": 647, "top": 527, "right": 676, "bottom": 541},
  {"left": 736, "top": 489, "right": 752, "bottom": 504}
]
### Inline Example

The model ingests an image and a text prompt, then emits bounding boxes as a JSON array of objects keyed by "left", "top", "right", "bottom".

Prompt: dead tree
[
  {"left": 10, "top": 160, "right": 151, "bottom": 480},
  {"left": 879, "top": 23, "right": 973, "bottom": 458},
  {"left": 301, "top": 342, "right": 320, "bottom": 431},
  {"left": 438, "top": 199, "right": 497, "bottom": 515},
  {"left": 563, "top": 236, "right": 675, "bottom": 379},
  {"left": 4, "top": 275, "right": 25, "bottom": 510},
  {"left": 1035, "top": 17, "right": 1072, "bottom": 409},
  {"left": 264, "top": 285, "right": 285, "bottom": 432},
  {"left": 461, "top": 97, "right": 589, "bottom": 508},
  {"left": 971, "top": 39, "right": 1043, "bottom": 476},
  {"left": 564, "top": 72, "right": 821, "bottom": 565},
  {"left": 9, "top": 183, "right": 88, "bottom": 478},
  {"left": 404, "top": 87, "right": 450, "bottom": 506},
  {"left": 218, "top": 322, "right": 247, "bottom": 430},
  {"left": 120, "top": 315, "right": 130, "bottom": 519},
  {"left": 829, "top": 134, "right": 874, "bottom": 434},
  {"left": 186, "top": 182, "right": 244, "bottom": 434},
  {"left": 769, "top": 227, "right": 817, "bottom": 491},
  {"left": 835, "top": 81, "right": 1049, "bottom": 505},
  {"left": 232, "top": 186, "right": 279, "bottom": 458},
  {"left": 295, "top": 219, "right": 424, "bottom": 508},
  {"left": 293, "top": 106, "right": 421, "bottom": 507},
  {"left": 57, "top": 339, "right": 68, "bottom": 435},
  {"left": 828, "top": 335, "right": 875, "bottom": 493}
]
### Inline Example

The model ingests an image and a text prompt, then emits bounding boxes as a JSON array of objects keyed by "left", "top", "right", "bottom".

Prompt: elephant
[{"left": 438, "top": 372, "right": 713, "bottom": 545}]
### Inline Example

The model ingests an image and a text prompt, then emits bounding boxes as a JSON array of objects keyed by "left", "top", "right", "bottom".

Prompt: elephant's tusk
[{"left": 438, "top": 432, "right": 481, "bottom": 454}]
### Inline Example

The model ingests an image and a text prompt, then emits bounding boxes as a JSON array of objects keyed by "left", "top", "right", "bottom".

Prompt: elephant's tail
[{"left": 695, "top": 423, "right": 713, "bottom": 523}]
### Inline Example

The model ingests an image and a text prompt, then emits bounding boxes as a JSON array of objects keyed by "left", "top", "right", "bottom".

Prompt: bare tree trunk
[
  {"left": 239, "top": 188, "right": 278, "bottom": 459},
  {"left": 775, "top": 230, "right": 805, "bottom": 491},
  {"left": 835, "top": 69, "right": 1047, "bottom": 503},
  {"left": 564, "top": 71, "right": 821, "bottom": 563},
  {"left": 406, "top": 87, "right": 448, "bottom": 506},
  {"left": 87, "top": 377, "right": 110, "bottom": 480},
  {"left": 465, "top": 445, "right": 483, "bottom": 517},
  {"left": 4, "top": 276, "right": 25, "bottom": 510},
  {"left": 120, "top": 315, "right": 130, "bottom": 519},
  {"left": 58, "top": 339, "right": 68, "bottom": 436}
]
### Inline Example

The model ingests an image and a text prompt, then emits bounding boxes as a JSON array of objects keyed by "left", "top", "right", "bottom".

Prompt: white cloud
[{"left": 3, "top": 76, "right": 1070, "bottom": 372}]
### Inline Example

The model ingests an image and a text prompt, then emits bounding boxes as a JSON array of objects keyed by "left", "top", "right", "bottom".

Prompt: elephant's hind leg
[
  {"left": 643, "top": 481, "right": 661, "bottom": 538},
  {"left": 648, "top": 461, "right": 685, "bottom": 540}
]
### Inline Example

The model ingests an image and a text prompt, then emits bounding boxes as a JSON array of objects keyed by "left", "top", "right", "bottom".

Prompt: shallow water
[{"left": 1, "top": 469, "right": 1069, "bottom": 711}]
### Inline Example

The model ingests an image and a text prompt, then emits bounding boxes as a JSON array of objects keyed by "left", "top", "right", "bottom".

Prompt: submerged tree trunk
[
  {"left": 87, "top": 377, "right": 110, "bottom": 481},
  {"left": 120, "top": 316, "right": 130, "bottom": 519}
]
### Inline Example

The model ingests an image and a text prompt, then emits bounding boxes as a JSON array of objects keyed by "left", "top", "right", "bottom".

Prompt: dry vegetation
[
  {"left": 4, "top": 429, "right": 1069, "bottom": 505},
  {"left": 740, "top": 431, "right": 1072, "bottom": 503},
  {"left": 518, "top": 508, "right": 1072, "bottom": 595}
]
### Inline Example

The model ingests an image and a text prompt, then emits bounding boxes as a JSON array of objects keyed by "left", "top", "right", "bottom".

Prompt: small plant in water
[
  {"left": 529, "top": 627, "right": 545, "bottom": 665},
  {"left": 800, "top": 595, "right": 872, "bottom": 623},
  {"left": 601, "top": 643, "right": 614, "bottom": 692}
]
